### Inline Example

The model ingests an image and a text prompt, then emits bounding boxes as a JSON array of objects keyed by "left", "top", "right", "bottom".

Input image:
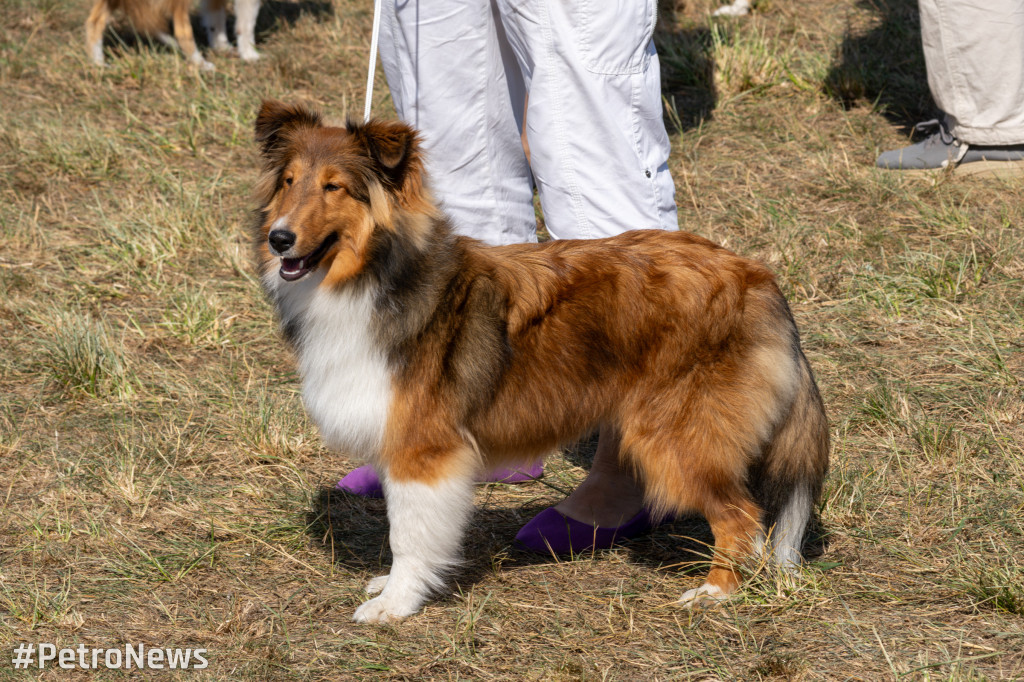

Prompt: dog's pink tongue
[{"left": 279, "top": 257, "right": 308, "bottom": 281}]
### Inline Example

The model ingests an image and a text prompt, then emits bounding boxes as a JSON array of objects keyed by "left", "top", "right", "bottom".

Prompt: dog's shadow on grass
[
  {"left": 307, "top": 487, "right": 829, "bottom": 598},
  {"left": 305, "top": 436, "right": 829, "bottom": 592},
  {"left": 304, "top": 486, "right": 714, "bottom": 584},
  {"left": 303, "top": 432, "right": 717, "bottom": 582}
]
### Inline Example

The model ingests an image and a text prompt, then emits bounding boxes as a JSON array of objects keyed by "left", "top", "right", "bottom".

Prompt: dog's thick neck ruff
[
  {"left": 261, "top": 266, "right": 394, "bottom": 458},
  {"left": 260, "top": 214, "right": 482, "bottom": 466}
]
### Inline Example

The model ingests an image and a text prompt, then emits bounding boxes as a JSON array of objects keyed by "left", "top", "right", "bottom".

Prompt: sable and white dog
[
  {"left": 86, "top": 0, "right": 260, "bottom": 70},
  {"left": 252, "top": 101, "right": 830, "bottom": 623}
]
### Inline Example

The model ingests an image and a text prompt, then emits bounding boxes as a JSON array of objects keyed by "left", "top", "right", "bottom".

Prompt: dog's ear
[
  {"left": 255, "top": 100, "right": 322, "bottom": 157},
  {"left": 346, "top": 119, "right": 420, "bottom": 189}
]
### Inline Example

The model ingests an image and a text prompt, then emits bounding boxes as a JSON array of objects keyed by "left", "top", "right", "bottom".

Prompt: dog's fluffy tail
[{"left": 752, "top": 350, "right": 830, "bottom": 568}]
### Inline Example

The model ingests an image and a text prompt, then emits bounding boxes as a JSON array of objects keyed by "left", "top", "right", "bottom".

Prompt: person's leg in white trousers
[
  {"left": 379, "top": 0, "right": 536, "bottom": 244},
  {"left": 379, "top": 0, "right": 677, "bottom": 241}
]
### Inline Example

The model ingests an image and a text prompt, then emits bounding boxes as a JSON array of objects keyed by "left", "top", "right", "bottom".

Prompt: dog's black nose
[{"left": 268, "top": 229, "right": 296, "bottom": 253}]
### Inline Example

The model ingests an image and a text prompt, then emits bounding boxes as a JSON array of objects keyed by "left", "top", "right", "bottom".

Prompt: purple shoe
[
  {"left": 514, "top": 507, "right": 661, "bottom": 555},
  {"left": 335, "top": 462, "right": 544, "bottom": 498},
  {"left": 335, "top": 465, "right": 385, "bottom": 498}
]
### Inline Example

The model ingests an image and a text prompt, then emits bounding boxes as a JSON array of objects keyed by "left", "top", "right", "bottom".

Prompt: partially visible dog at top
[
  {"left": 251, "top": 100, "right": 830, "bottom": 624},
  {"left": 86, "top": 0, "right": 261, "bottom": 70}
]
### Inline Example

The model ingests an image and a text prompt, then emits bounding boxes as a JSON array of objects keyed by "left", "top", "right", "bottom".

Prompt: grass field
[{"left": 1, "top": 0, "right": 1023, "bottom": 678}]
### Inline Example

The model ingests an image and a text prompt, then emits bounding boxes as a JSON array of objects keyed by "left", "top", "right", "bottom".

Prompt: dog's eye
[
  {"left": 283, "top": 177, "right": 293, "bottom": 187},
  {"left": 324, "top": 183, "right": 341, "bottom": 192}
]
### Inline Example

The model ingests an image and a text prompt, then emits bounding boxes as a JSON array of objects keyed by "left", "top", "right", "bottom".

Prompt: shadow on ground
[
  {"left": 658, "top": 26, "right": 717, "bottom": 134},
  {"left": 304, "top": 433, "right": 830, "bottom": 595},
  {"left": 253, "top": 0, "right": 333, "bottom": 40},
  {"left": 823, "top": 0, "right": 933, "bottom": 132},
  {"left": 305, "top": 485, "right": 713, "bottom": 583},
  {"left": 656, "top": 2, "right": 718, "bottom": 133}
]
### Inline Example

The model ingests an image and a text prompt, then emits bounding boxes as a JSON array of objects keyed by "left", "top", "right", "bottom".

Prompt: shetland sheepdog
[
  {"left": 86, "top": 0, "right": 261, "bottom": 70},
  {"left": 252, "top": 100, "right": 830, "bottom": 623}
]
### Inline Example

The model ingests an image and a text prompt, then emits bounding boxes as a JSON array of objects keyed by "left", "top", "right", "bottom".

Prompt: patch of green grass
[
  {"left": 160, "top": 286, "right": 231, "bottom": 347},
  {"left": 0, "top": 572, "right": 82, "bottom": 632},
  {"left": 953, "top": 550, "right": 1024, "bottom": 617},
  {"left": 37, "top": 311, "right": 135, "bottom": 399}
]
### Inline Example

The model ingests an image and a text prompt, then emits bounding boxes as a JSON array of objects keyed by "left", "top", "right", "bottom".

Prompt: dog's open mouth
[{"left": 279, "top": 233, "right": 339, "bottom": 281}]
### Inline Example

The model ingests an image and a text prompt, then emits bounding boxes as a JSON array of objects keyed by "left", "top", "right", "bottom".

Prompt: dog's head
[{"left": 253, "top": 100, "right": 437, "bottom": 287}]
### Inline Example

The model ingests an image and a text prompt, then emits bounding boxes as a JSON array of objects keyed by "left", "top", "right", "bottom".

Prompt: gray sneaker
[{"left": 876, "top": 119, "right": 1024, "bottom": 176}]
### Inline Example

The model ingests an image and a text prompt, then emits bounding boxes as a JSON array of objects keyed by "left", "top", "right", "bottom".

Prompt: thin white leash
[{"left": 363, "top": 0, "right": 383, "bottom": 123}]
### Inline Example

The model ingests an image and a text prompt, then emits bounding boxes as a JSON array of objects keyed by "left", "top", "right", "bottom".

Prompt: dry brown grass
[{"left": 1, "top": 0, "right": 1022, "bottom": 678}]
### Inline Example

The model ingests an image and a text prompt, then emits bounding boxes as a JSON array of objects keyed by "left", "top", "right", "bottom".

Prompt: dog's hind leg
[
  {"left": 678, "top": 491, "right": 762, "bottom": 607},
  {"left": 235, "top": 0, "right": 261, "bottom": 61},
  {"left": 620, "top": 391, "right": 766, "bottom": 608},
  {"left": 171, "top": 0, "right": 214, "bottom": 70},
  {"left": 85, "top": 0, "right": 111, "bottom": 66},
  {"left": 353, "top": 455, "right": 477, "bottom": 623}
]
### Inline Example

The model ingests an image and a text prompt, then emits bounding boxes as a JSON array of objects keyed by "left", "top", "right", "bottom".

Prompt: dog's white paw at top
[
  {"left": 678, "top": 583, "right": 728, "bottom": 609},
  {"left": 353, "top": 595, "right": 418, "bottom": 624},
  {"left": 712, "top": 0, "right": 751, "bottom": 16},
  {"left": 210, "top": 35, "right": 232, "bottom": 52},
  {"left": 364, "top": 575, "right": 389, "bottom": 596},
  {"left": 189, "top": 51, "right": 216, "bottom": 71},
  {"left": 238, "top": 46, "right": 261, "bottom": 61}
]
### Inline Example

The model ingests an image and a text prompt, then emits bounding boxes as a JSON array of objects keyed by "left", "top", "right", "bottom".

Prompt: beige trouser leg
[{"left": 920, "top": 0, "right": 1024, "bottom": 145}]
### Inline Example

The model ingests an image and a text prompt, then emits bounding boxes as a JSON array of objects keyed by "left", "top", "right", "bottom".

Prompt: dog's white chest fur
[{"left": 264, "top": 270, "right": 393, "bottom": 458}]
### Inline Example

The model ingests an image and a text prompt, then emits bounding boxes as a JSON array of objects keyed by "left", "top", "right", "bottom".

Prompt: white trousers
[
  {"left": 379, "top": 0, "right": 678, "bottom": 244},
  {"left": 920, "top": 0, "right": 1024, "bottom": 145}
]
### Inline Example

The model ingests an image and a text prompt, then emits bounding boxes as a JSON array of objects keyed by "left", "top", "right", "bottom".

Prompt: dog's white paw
[
  {"left": 210, "top": 35, "right": 232, "bottom": 52},
  {"left": 712, "top": 1, "right": 751, "bottom": 16},
  {"left": 238, "top": 46, "right": 261, "bottom": 62},
  {"left": 353, "top": 595, "right": 418, "bottom": 624},
  {"left": 678, "top": 583, "right": 728, "bottom": 609},
  {"left": 189, "top": 52, "right": 216, "bottom": 71},
  {"left": 364, "top": 575, "right": 389, "bottom": 595},
  {"left": 90, "top": 44, "right": 106, "bottom": 67}
]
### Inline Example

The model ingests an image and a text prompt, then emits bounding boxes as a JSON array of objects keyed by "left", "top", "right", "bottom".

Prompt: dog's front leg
[{"left": 353, "top": 469, "right": 476, "bottom": 623}]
